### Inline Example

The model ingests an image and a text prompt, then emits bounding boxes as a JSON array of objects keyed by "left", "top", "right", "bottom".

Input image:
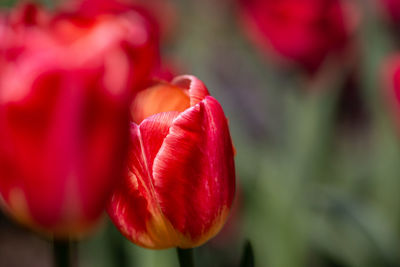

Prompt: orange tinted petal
[{"left": 131, "top": 82, "right": 190, "bottom": 124}]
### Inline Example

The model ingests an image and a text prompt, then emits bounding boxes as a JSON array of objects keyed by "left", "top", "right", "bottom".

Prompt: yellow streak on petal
[
  {"left": 4, "top": 186, "right": 96, "bottom": 239},
  {"left": 125, "top": 199, "right": 181, "bottom": 249},
  {"left": 132, "top": 205, "right": 232, "bottom": 249},
  {"left": 177, "top": 206, "right": 231, "bottom": 249},
  {"left": 8, "top": 188, "right": 32, "bottom": 225}
]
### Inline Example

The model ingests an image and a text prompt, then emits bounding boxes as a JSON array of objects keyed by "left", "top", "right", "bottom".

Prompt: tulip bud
[
  {"left": 0, "top": 3, "right": 159, "bottom": 238},
  {"left": 107, "top": 75, "right": 236, "bottom": 249}
]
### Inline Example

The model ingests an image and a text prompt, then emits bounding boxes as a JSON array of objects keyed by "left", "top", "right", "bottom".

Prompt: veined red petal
[
  {"left": 107, "top": 111, "right": 180, "bottom": 248},
  {"left": 172, "top": 75, "right": 209, "bottom": 107},
  {"left": 152, "top": 96, "right": 235, "bottom": 248}
]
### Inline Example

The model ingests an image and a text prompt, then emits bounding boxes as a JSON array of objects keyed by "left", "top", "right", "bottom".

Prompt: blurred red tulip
[
  {"left": 379, "top": 0, "right": 400, "bottom": 25},
  {"left": 237, "top": 0, "right": 358, "bottom": 74},
  {"left": 58, "top": 0, "right": 160, "bottom": 90},
  {"left": 107, "top": 75, "right": 236, "bottom": 249},
  {"left": 0, "top": 2, "right": 159, "bottom": 238},
  {"left": 66, "top": 0, "right": 176, "bottom": 41}
]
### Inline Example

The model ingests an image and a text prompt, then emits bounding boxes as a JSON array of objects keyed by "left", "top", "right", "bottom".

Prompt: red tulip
[
  {"left": 107, "top": 75, "right": 236, "bottom": 249},
  {"left": 65, "top": 0, "right": 176, "bottom": 41},
  {"left": 58, "top": 0, "right": 160, "bottom": 90},
  {"left": 379, "top": 0, "right": 400, "bottom": 25},
  {"left": 237, "top": 0, "right": 357, "bottom": 73},
  {"left": 0, "top": 3, "right": 159, "bottom": 237}
]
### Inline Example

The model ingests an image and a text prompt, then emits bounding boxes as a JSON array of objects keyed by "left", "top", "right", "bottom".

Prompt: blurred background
[{"left": 2, "top": 0, "right": 400, "bottom": 267}]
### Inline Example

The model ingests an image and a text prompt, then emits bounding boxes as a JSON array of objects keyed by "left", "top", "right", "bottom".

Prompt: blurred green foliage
[
  {"left": 168, "top": 1, "right": 400, "bottom": 267},
  {"left": 0, "top": 0, "right": 16, "bottom": 8},
  {"left": 0, "top": 0, "right": 53, "bottom": 8}
]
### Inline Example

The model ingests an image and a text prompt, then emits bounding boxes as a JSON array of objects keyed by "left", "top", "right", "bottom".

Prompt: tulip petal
[
  {"left": 152, "top": 96, "right": 235, "bottom": 247},
  {"left": 108, "top": 111, "right": 180, "bottom": 248},
  {"left": 172, "top": 75, "right": 209, "bottom": 106}
]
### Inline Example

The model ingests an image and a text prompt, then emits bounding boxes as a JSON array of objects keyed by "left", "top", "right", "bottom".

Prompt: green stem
[
  {"left": 176, "top": 248, "right": 195, "bottom": 267},
  {"left": 53, "top": 239, "right": 77, "bottom": 267},
  {"left": 106, "top": 221, "right": 129, "bottom": 267}
]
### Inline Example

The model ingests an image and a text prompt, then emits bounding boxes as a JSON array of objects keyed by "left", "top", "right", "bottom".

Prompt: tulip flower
[
  {"left": 237, "top": 0, "right": 357, "bottom": 73},
  {"left": 0, "top": 2, "right": 159, "bottom": 237},
  {"left": 59, "top": 0, "right": 160, "bottom": 90},
  {"left": 67, "top": 0, "right": 176, "bottom": 41},
  {"left": 107, "top": 75, "right": 236, "bottom": 249},
  {"left": 379, "top": 0, "right": 400, "bottom": 25}
]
